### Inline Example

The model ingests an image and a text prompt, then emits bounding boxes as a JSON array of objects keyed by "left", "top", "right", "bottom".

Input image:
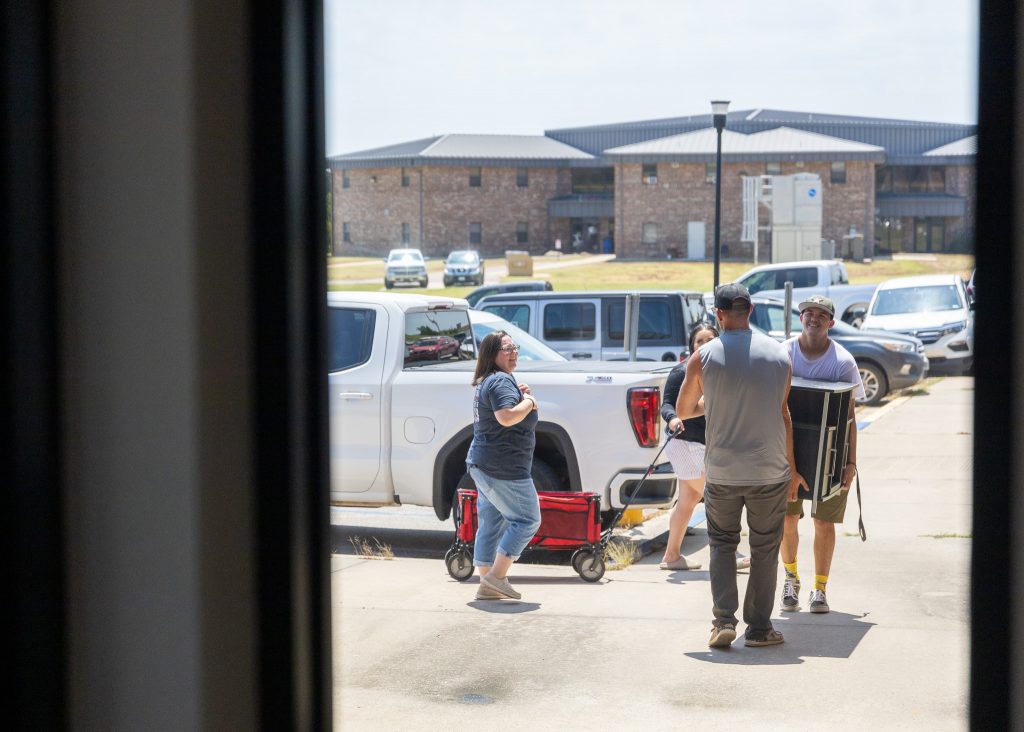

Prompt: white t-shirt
[{"left": 784, "top": 337, "right": 866, "bottom": 401}]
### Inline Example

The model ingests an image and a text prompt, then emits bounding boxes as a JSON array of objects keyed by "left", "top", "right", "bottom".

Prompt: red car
[{"left": 407, "top": 336, "right": 459, "bottom": 361}]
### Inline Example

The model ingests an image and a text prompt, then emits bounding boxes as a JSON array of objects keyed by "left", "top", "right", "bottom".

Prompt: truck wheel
[
  {"left": 531, "top": 457, "right": 561, "bottom": 492},
  {"left": 843, "top": 308, "right": 866, "bottom": 329},
  {"left": 385, "top": 280, "right": 394, "bottom": 289},
  {"left": 856, "top": 361, "right": 888, "bottom": 407}
]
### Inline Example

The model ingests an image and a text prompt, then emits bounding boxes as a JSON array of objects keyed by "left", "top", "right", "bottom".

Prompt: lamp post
[{"left": 711, "top": 100, "right": 730, "bottom": 290}]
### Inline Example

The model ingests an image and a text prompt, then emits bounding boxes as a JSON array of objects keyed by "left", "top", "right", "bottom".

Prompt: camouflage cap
[{"left": 798, "top": 294, "right": 836, "bottom": 317}]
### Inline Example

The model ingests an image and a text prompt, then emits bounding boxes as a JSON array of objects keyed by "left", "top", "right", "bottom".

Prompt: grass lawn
[
  {"left": 326, "top": 252, "right": 974, "bottom": 293},
  {"left": 540, "top": 254, "right": 974, "bottom": 292}
]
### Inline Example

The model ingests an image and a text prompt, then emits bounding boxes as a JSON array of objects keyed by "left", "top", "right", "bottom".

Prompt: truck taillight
[{"left": 627, "top": 387, "right": 661, "bottom": 447}]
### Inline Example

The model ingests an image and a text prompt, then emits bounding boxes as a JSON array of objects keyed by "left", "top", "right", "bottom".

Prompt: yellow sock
[
  {"left": 814, "top": 574, "right": 828, "bottom": 591},
  {"left": 783, "top": 561, "right": 799, "bottom": 580}
]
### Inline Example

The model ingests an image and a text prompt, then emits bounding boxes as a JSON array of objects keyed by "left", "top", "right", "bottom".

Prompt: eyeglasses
[{"left": 499, "top": 345, "right": 520, "bottom": 353}]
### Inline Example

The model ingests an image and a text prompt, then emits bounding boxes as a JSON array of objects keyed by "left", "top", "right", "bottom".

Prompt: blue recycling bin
[{"left": 602, "top": 237, "right": 613, "bottom": 253}]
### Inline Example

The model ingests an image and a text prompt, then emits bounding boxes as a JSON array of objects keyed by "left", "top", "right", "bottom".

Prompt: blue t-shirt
[{"left": 466, "top": 371, "right": 537, "bottom": 480}]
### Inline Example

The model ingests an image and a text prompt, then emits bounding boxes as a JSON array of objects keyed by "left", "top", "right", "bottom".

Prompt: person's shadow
[
  {"left": 684, "top": 611, "right": 875, "bottom": 665},
  {"left": 467, "top": 600, "right": 541, "bottom": 614}
]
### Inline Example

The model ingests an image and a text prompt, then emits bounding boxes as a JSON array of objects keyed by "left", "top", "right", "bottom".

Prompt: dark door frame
[{"left": 2, "top": 0, "right": 1018, "bottom": 728}]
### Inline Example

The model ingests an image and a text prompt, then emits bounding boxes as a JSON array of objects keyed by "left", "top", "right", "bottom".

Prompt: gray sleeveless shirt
[{"left": 699, "top": 328, "right": 791, "bottom": 485}]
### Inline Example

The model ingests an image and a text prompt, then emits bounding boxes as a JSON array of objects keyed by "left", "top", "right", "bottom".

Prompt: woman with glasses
[
  {"left": 465, "top": 331, "right": 541, "bottom": 600},
  {"left": 659, "top": 323, "right": 751, "bottom": 572}
]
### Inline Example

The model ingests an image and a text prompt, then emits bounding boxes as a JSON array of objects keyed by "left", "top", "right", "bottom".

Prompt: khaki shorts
[{"left": 786, "top": 488, "right": 849, "bottom": 523}]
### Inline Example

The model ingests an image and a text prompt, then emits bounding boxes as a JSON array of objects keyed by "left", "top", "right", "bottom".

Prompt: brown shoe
[
  {"left": 708, "top": 624, "right": 737, "bottom": 648},
  {"left": 744, "top": 628, "right": 784, "bottom": 647}
]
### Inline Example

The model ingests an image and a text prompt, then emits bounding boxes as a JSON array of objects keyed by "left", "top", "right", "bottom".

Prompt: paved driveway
[{"left": 331, "top": 377, "right": 972, "bottom": 730}]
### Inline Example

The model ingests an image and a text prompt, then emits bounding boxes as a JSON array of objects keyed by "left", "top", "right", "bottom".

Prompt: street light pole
[{"left": 711, "top": 100, "right": 730, "bottom": 290}]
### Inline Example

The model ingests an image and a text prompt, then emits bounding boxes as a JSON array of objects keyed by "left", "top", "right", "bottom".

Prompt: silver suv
[{"left": 384, "top": 248, "right": 428, "bottom": 289}]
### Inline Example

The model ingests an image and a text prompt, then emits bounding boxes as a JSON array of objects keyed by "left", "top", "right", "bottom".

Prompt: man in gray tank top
[{"left": 676, "top": 283, "right": 806, "bottom": 648}]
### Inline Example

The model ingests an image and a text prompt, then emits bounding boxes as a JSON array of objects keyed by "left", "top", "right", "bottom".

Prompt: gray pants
[{"left": 704, "top": 480, "right": 789, "bottom": 633}]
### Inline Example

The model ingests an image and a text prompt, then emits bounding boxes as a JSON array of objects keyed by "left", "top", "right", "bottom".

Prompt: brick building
[{"left": 329, "top": 109, "right": 976, "bottom": 260}]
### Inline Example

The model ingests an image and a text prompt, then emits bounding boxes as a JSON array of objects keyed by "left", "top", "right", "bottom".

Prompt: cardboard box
[{"left": 505, "top": 250, "right": 533, "bottom": 276}]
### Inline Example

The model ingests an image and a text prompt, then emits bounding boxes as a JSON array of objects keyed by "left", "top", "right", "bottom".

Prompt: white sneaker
[{"left": 735, "top": 552, "right": 751, "bottom": 570}]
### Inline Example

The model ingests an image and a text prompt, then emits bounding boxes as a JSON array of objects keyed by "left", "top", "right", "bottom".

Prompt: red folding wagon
[{"left": 444, "top": 488, "right": 607, "bottom": 582}]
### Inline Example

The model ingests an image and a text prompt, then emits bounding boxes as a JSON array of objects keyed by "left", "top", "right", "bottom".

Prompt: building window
[
  {"left": 642, "top": 163, "right": 658, "bottom": 185},
  {"left": 642, "top": 222, "right": 658, "bottom": 244},
  {"left": 401, "top": 223, "right": 410, "bottom": 244},
  {"left": 342, "top": 170, "right": 350, "bottom": 188},
  {"left": 705, "top": 164, "right": 717, "bottom": 184},
  {"left": 876, "top": 165, "right": 946, "bottom": 193},
  {"left": 571, "top": 167, "right": 615, "bottom": 194},
  {"left": 469, "top": 222, "right": 482, "bottom": 244},
  {"left": 766, "top": 162, "right": 781, "bottom": 175},
  {"left": 830, "top": 161, "right": 847, "bottom": 184},
  {"left": 469, "top": 167, "right": 482, "bottom": 187},
  {"left": 343, "top": 222, "right": 351, "bottom": 243},
  {"left": 517, "top": 168, "right": 529, "bottom": 187},
  {"left": 516, "top": 222, "right": 529, "bottom": 244},
  {"left": 401, "top": 168, "right": 410, "bottom": 187}
]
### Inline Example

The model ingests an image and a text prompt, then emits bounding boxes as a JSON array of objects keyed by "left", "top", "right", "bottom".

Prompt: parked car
[
  {"left": 734, "top": 259, "right": 878, "bottom": 327},
  {"left": 474, "top": 290, "right": 708, "bottom": 362},
  {"left": 861, "top": 274, "right": 974, "bottom": 373},
  {"left": 443, "top": 250, "right": 485, "bottom": 286},
  {"left": 328, "top": 291, "right": 677, "bottom": 520},
  {"left": 384, "top": 248, "right": 428, "bottom": 289},
  {"left": 464, "top": 279, "right": 552, "bottom": 307},
  {"left": 745, "top": 296, "right": 928, "bottom": 406},
  {"left": 406, "top": 335, "right": 460, "bottom": 361}
]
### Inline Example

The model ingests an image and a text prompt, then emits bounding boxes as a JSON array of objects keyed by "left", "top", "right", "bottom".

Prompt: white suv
[
  {"left": 861, "top": 274, "right": 974, "bottom": 373},
  {"left": 384, "top": 248, "right": 428, "bottom": 289}
]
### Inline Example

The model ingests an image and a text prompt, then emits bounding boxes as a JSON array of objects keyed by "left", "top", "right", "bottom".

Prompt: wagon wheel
[
  {"left": 575, "top": 549, "right": 606, "bottom": 583},
  {"left": 446, "top": 548, "right": 474, "bottom": 581},
  {"left": 570, "top": 549, "right": 585, "bottom": 574}
]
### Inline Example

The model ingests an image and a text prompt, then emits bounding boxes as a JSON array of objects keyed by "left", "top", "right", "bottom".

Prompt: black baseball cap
[{"left": 714, "top": 282, "right": 752, "bottom": 310}]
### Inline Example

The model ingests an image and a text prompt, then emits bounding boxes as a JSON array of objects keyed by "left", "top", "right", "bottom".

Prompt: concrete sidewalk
[{"left": 331, "top": 377, "right": 972, "bottom": 730}]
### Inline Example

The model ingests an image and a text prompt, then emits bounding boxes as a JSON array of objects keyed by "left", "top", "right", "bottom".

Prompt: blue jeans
[{"left": 469, "top": 466, "right": 541, "bottom": 566}]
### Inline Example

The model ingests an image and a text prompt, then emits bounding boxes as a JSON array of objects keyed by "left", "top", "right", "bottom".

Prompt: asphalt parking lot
[{"left": 330, "top": 377, "right": 972, "bottom": 730}]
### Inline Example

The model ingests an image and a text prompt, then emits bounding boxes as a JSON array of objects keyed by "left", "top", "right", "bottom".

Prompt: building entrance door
[{"left": 914, "top": 217, "right": 946, "bottom": 252}]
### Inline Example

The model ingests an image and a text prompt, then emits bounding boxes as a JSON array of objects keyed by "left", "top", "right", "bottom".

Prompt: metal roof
[
  {"left": 924, "top": 135, "right": 977, "bottom": 156},
  {"left": 328, "top": 133, "right": 593, "bottom": 168},
  {"left": 604, "top": 126, "right": 885, "bottom": 163},
  {"left": 875, "top": 194, "right": 967, "bottom": 218},
  {"left": 545, "top": 108, "right": 976, "bottom": 157},
  {"left": 547, "top": 194, "right": 615, "bottom": 218}
]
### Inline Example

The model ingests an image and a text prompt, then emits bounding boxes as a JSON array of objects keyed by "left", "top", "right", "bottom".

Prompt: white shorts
[{"left": 664, "top": 438, "right": 706, "bottom": 480}]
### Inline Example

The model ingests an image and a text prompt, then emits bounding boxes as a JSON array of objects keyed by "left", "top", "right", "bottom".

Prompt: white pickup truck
[
  {"left": 735, "top": 260, "right": 878, "bottom": 327},
  {"left": 330, "top": 292, "right": 675, "bottom": 521}
]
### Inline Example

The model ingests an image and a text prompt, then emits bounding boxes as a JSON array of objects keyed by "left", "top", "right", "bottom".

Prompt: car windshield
[
  {"left": 470, "top": 313, "right": 566, "bottom": 362},
  {"left": 871, "top": 285, "right": 962, "bottom": 315},
  {"left": 447, "top": 252, "right": 478, "bottom": 264},
  {"left": 388, "top": 250, "right": 422, "bottom": 263}
]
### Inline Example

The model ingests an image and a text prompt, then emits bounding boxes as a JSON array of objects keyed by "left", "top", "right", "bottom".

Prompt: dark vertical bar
[
  {"left": 250, "top": 0, "right": 331, "bottom": 728},
  {"left": 1, "top": 1, "right": 66, "bottom": 727},
  {"left": 713, "top": 131, "right": 723, "bottom": 289},
  {"left": 971, "top": 0, "right": 1014, "bottom": 727}
]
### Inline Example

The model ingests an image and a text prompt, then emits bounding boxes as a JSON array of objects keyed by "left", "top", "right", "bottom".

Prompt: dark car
[
  {"left": 465, "top": 280, "right": 552, "bottom": 308},
  {"left": 747, "top": 297, "right": 929, "bottom": 406}
]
